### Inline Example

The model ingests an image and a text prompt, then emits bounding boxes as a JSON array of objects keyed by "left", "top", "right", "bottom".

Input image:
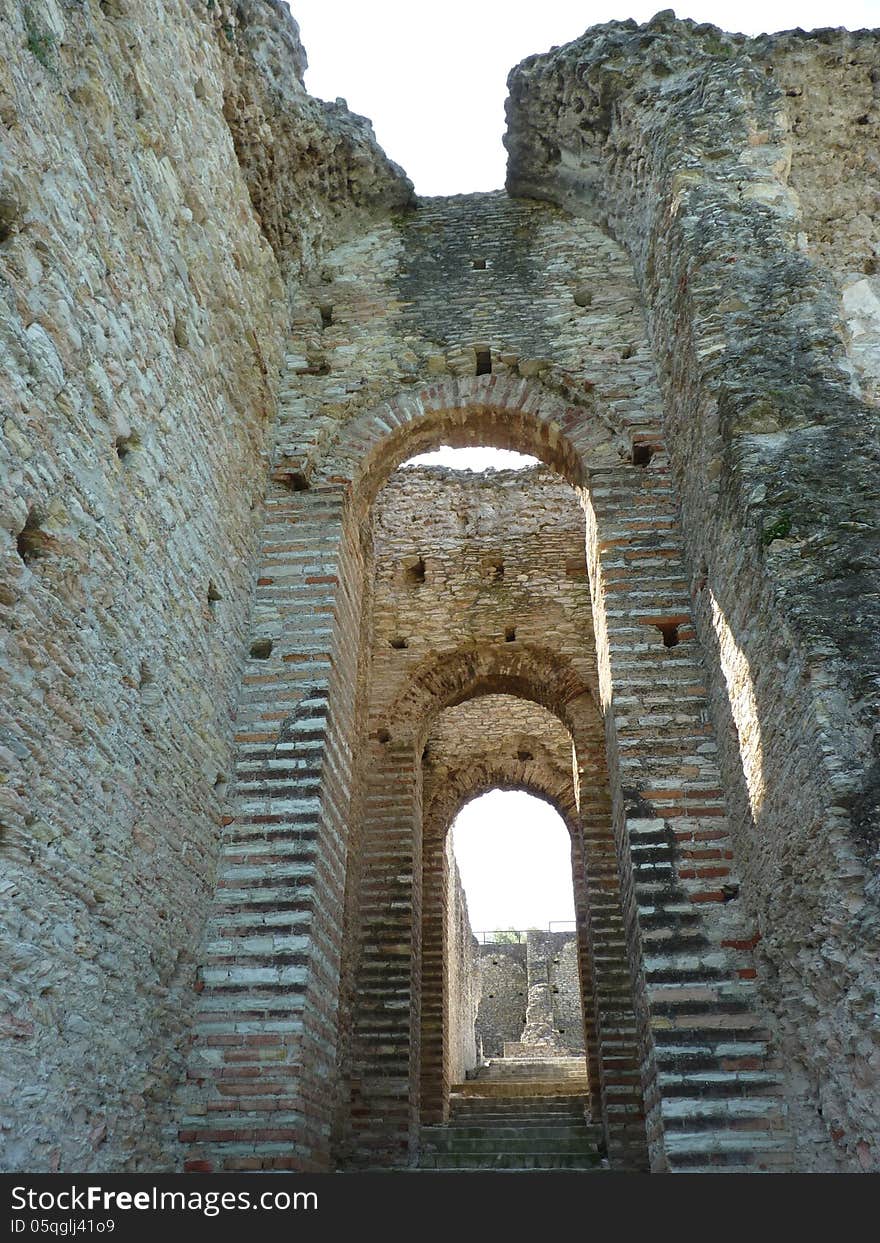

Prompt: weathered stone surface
[
  {"left": 2, "top": 1, "right": 878, "bottom": 1176},
  {"left": 506, "top": 13, "right": 880, "bottom": 1171},
  {"left": 0, "top": 0, "right": 409, "bottom": 1173}
]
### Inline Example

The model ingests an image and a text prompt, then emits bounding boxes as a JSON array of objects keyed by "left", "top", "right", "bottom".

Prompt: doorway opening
[{"left": 451, "top": 789, "right": 586, "bottom": 1065}]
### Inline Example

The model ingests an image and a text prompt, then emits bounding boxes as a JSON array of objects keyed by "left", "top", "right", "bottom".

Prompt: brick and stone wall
[
  {"left": 0, "top": 0, "right": 408, "bottom": 1172},
  {"left": 3, "top": 2, "right": 877, "bottom": 1176},
  {"left": 506, "top": 12, "right": 880, "bottom": 1170}
]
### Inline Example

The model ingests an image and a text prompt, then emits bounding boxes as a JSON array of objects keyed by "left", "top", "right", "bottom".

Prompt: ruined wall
[
  {"left": 444, "top": 839, "right": 479, "bottom": 1084},
  {"left": 0, "top": 0, "right": 408, "bottom": 1172},
  {"left": 763, "top": 32, "right": 880, "bottom": 401},
  {"left": 475, "top": 932, "right": 585, "bottom": 1059},
  {"left": 506, "top": 13, "right": 880, "bottom": 1170},
  {"left": 547, "top": 934, "right": 585, "bottom": 1052},
  {"left": 475, "top": 944, "right": 527, "bottom": 1059},
  {"left": 368, "top": 465, "right": 598, "bottom": 718},
  {"left": 7, "top": 1, "right": 871, "bottom": 1175}
]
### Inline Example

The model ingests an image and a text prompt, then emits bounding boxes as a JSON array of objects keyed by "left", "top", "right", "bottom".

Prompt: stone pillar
[
  {"left": 584, "top": 453, "right": 792, "bottom": 1172},
  {"left": 179, "top": 483, "right": 365, "bottom": 1172},
  {"left": 347, "top": 737, "right": 423, "bottom": 1166}
]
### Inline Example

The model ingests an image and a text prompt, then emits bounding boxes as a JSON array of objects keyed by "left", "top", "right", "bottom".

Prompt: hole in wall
[
  {"left": 632, "top": 443, "right": 654, "bottom": 467},
  {"left": 504, "top": 627, "right": 516, "bottom": 642},
  {"left": 0, "top": 194, "right": 21, "bottom": 245},
  {"left": 173, "top": 315, "right": 189, "bottom": 349},
  {"left": 377, "top": 728, "right": 391, "bottom": 744},
  {"left": 249, "top": 638, "right": 273, "bottom": 659},
  {"left": 482, "top": 555, "right": 504, "bottom": 582},
  {"left": 138, "top": 661, "right": 154, "bottom": 689},
  {"left": 389, "top": 636, "right": 408, "bottom": 650},
  {"left": 115, "top": 432, "right": 140, "bottom": 462},
  {"left": 16, "top": 508, "right": 47, "bottom": 564},
  {"left": 475, "top": 348, "right": 492, "bottom": 376},
  {"left": 207, "top": 580, "right": 222, "bottom": 604},
  {"left": 657, "top": 622, "right": 680, "bottom": 648},
  {"left": 403, "top": 556, "right": 426, "bottom": 585},
  {"left": 283, "top": 471, "right": 309, "bottom": 492},
  {"left": 319, "top": 302, "right": 333, "bottom": 328},
  {"left": 516, "top": 749, "right": 533, "bottom": 761},
  {"left": 471, "top": 258, "right": 487, "bottom": 270}
]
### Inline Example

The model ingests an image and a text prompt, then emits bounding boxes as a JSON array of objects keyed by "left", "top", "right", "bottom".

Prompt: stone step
[
  {"left": 424, "top": 1126, "right": 603, "bottom": 1145},
  {"left": 418, "top": 1152, "right": 607, "bottom": 1171},
  {"left": 422, "top": 1136, "right": 602, "bottom": 1156},
  {"left": 447, "top": 1108, "right": 589, "bottom": 1123},
  {"left": 438, "top": 1118, "right": 601, "bottom": 1133},
  {"left": 451, "top": 1082, "right": 589, "bottom": 1098}
]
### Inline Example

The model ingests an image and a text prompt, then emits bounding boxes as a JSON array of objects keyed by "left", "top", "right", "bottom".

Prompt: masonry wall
[
  {"left": 475, "top": 933, "right": 585, "bottom": 1059},
  {"left": 0, "top": 0, "right": 408, "bottom": 1172},
  {"left": 5, "top": 1, "right": 876, "bottom": 1176},
  {"left": 475, "top": 945, "right": 528, "bottom": 1059},
  {"left": 444, "top": 840, "right": 479, "bottom": 1084},
  {"left": 506, "top": 13, "right": 880, "bottom": 1169}
]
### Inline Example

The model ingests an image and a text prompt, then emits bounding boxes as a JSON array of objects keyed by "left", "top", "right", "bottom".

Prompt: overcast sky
[
  {"left": 293, "top": 1, "right": 879, "bottom": 195},
  {"left": 452, "top": 792, "right": 576, "bottom": 931},
  {"left": 289, "top": 1, "right": 877, "bottom": 929}
]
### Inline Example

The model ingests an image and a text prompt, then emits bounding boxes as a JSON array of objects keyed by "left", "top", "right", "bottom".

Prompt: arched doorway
[
  {"left": 437, "top": 787, "right": 589, "bottom": 1098},
  {"left": 181, "top": 376, "right": 785, "bottom": 1175}
]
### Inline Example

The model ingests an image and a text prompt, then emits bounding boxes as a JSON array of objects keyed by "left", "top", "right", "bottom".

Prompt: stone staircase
[{"left": 418, "top": 1056, "right": 607, "bottom": 1172}]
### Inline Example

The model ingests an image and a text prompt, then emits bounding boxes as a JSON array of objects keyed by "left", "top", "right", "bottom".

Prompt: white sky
[
  {"left": 451, "top": 791, "right": 576, "bottom": 931},
  {"left": 292, "top": 1, "right": 879, "bottom": 195},
  {"left": 292, "top": 1, "right": 878, "bottom": 926},
  {"left": 404, "top": 447, "right": 539, "bottom": 471}
]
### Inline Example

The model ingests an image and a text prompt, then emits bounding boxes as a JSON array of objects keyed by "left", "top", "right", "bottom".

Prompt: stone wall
[
  {"left": 506, "top": 13, "right": 880, "bottom": 1170},
  {"left": 474, "top": 932, "right": 585, "bottom": 1059},
  {"left": 0, "top": 0, "right": 408, "bottom": 1172},
  {"left": 4, "top": 2, "right": 877, "bottom": 1176},
  {"left": 444, "top": 838, "right": 479, "bottom": 1084},
  {"left": 474, "top": 944, "right": 528, "bottom": 1059}
]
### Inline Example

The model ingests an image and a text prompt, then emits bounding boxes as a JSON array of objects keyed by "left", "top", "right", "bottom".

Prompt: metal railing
[{"left": 473, "top": 922, "right": 576, "bottom": 944}]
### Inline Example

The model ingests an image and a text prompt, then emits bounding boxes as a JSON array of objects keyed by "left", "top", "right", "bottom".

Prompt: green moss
[
  {"left": 760, "top": 514, "right": 793, "bottom": 546},
  {"left": 23, "top": 7, "right": 56, "bottom": 70}
]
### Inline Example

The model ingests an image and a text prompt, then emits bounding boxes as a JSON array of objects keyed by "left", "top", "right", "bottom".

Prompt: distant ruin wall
[{"left": 475, "top": 932, "right": 585, "bottom": 1059}]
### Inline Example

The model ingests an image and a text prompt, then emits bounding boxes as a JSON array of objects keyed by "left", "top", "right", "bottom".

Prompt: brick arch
[
  {"left": 312, "top": 374, "right": 628, "bottom": 510},
  {"left": 426, "top": 766, "right": 580, "bottom": 838},
  {"left": 381, "top": 641, "right": 602, "bottom": 748},
  {"left": 419, "top": 747, "right": 600, "bottom": 1126}
]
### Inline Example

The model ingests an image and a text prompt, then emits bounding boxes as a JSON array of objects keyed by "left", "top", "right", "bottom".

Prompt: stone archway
[
  {"left": 181, "top": 375, "right": 790, "bottom": 1176},
  {"left": 344, "top": 646, "right": 648, "bottom": 1169}
]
